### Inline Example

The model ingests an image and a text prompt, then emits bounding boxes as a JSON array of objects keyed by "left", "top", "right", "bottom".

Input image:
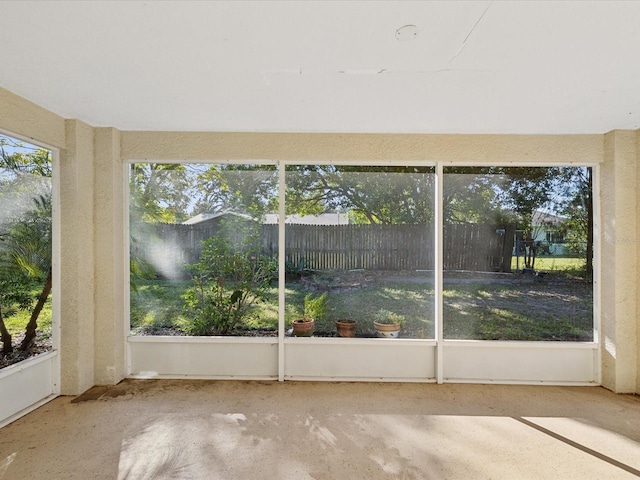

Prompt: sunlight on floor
[{"left": 117, "top": 413, "right": 640, "bottom": 480}]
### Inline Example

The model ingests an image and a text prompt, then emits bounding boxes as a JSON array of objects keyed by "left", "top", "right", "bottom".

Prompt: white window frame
[
  {"left": 124, "top": 158, "right": 599, "bottom": 386},
  {"left": 0, "top": 128, "right": 60, "bottom": 427}
]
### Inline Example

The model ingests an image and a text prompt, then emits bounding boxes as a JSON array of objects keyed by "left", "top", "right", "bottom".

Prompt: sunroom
[{"left": 0, "top": 0, "right": 639, "bottom": 432}]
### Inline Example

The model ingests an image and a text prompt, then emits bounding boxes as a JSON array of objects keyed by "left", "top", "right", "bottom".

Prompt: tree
[
  {"left": 129, "top": 163, "right": 194, "bottom": 223},
  {"left": 558, "top": 167, "right": 593, "bottom": 279},
  {"left": 190, "top": 164, "right": 278, "bottom": 218},
  {"left": 442, "top": 166, "right": 596, "bottom": 272},
  {"left": 443, "top": 167, "right": 516, "bottom": 225},
  {"left": 285, "top": 165, "right": 435, "bottom": 224},
  {"left": 0, "top": 135, "right": 53, "bottom": 356},
  {"left": 0, "top": 266, "right": 35, "bottom": 354},
  {"left": 0, "top": 136, "right": 52, "bottom": 178},
  {"left": 1, "top": 195, "right": 53, "bottom": 351},
  {"left": 497, "top": 167, "right": 560, "bottom": 269},
  {"left": 129, "top": 163, "right": 196, "bottom": 283}
]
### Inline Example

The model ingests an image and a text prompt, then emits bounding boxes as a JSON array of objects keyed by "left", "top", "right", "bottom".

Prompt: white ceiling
[{"left": 1, "top": 1, "right": 640, "bottom": 134}]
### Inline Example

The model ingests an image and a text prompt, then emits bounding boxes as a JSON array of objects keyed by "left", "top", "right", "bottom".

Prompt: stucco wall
[
  {"left": 93, "top": 128, "right": 125, "bottom": 385},
  {"left": 637, "top": 130, "right": 640, "bottom": 393},
  {"left": 121, "top": 131, "right": 603, "bottom": 164},
  {"left": 59, "top": 119, "right": 96, "bottom": 395},
  {"left": 1, "top": 86, "right": 639, "bottom": 394},
  {"left": 601, "top": 131, "right": 639, "bottom": 392},
  {"left": 0, "top": 88, "right": 65, "bottom": 149}
]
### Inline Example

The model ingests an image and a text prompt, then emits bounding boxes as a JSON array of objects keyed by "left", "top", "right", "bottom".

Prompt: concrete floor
[{"left": 1, "top": 381, "right": 639, "bottom": 480}]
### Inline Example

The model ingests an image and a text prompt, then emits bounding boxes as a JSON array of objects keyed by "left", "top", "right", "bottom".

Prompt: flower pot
[
  {"left": 373, "top": 321, "right": 401, "bottom": 338},
  {"left": 292, "top": 318, "right": 315, "bottom": 337},
  {"left": 335, "top": 319, "right": 357, "bottom": 337}
]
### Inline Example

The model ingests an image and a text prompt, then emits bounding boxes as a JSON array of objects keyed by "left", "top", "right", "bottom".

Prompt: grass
[
  {"left": 131, "top": 266, "right": 593, "bottom": 341},
  {"left": 285, "top": 281, "right": 435, "bottom": 337},
  {"left": 130, "top": 279, "right": 435, "bottom": 337},
  {"left": 2, "top": 291, "right": 53, "bottom": 338},
  {"left": 442, "top": 280, "right": 592, "bottom": 341},
  {"left": 0, "top": 289, "right": 53, "bottom": 370},
  {"left": 130, "top": 279, "right": 191, "bottom": 332},
  {"left": 511, "top": 255, "right": 585, "bottom": 275}
]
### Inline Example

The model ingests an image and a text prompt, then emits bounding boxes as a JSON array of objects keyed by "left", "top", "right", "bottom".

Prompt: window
[
  {"left": 0, "top": 133, "right": 54, "bottom": 367},
  {"left": 285, "top": 165, "right": 436, "bottom": 339},
  {"left": 129, "top": 162, "right": 593, "bottom": 343},
  {"left": 129, "top": 163, "right": 436, "bottom": 339},
  {"left": 443, "top": 166, "right": 593, "bottom": 341},
  {"left": 129, "top": 163, "right": 279, "bottom": 336}
]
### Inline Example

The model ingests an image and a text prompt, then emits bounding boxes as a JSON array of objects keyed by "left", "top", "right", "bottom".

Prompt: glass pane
[
  {"left": 443, "top": 166, "right": 593, "bottom": 341},
  {"left": 0, "top": 134, "right": 53, "bottom": 367},
  {"left": 285, "top": 165, "right": 436, "bottom": 339},
  {"left": 129, "top": 163, "right": 279, "bottom": 336}
]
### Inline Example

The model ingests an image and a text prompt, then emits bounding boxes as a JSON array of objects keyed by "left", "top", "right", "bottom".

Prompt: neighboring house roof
[
  {"left": 182, "top": 211, "right": 253, "bottom": 225},
  {"left": 183, "top": 211, "right": 348, "bottom": 226},
  {"left": 263, "top": 213, "right": 349, "bottom": 225},
  {"left": 532, "top": 210, "right": 565, "bottom": 226}
]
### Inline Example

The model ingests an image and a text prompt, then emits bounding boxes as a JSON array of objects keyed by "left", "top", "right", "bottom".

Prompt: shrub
[{"left": 182, "top": 220, "right": 276, "bottom": 335}]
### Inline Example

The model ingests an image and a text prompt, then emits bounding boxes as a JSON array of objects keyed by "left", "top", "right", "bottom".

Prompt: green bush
[{"left": 182, "top": 221, "right": 276, "bottom": 335}]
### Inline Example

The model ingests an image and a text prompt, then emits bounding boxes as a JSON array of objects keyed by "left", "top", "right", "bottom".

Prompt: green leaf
[{"left": 230, "top": 290, "right": 243, "bottom": 304}]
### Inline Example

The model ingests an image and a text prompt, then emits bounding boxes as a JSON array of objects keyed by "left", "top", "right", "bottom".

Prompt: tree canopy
[{"left": 285, "top": 165, "right": 435, "bottom": 224}]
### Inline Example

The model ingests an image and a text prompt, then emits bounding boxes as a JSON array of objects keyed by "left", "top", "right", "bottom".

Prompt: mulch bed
[
  {"left": 0, "top": 332, "right": 53, "bottom": 369},
  {"left": 132, "top": 326, "right": 388, "bottom": 338},
  {"left": 132, "top": 326, "right": 280, "bottom": 337}
]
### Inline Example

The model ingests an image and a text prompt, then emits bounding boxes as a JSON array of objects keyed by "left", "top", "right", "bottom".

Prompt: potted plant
[
  {"left": 293, "top": 293, "right": 328, "bottom": 337},
  {"left": 373, "top": 309, "right": 404, "bottom": 338},
  {"left": 335, "top": 318, "right": 357, "bottom": 337}
]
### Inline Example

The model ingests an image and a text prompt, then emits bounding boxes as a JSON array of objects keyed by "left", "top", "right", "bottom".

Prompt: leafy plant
[
  {"left": 0, "top": 194, "right": 52, "bottom": 352},
  {"left": 0, "top": 265, "right": 36, "bottom": 353},
  {"left": 285, "top": 258, "right": 307, "bottom": 279},
  {"left": 303, "top": 292, "right": 329, "bottom": 321},
  {"left": 373, "top": 308, "right": 405, "bottom": 326},
  {"left": 129, "top": 234, "right": 156, "bottom": 293},
  {"left": 182, "top": 220, "right": 276, "bottom": 335}
]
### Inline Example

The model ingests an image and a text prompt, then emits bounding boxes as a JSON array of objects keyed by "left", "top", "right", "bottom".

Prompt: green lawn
[
  {"left": 130, "top": 278, "right": 435, "bottom": 337},
  {"left": 443, "top": 280, "right": 592, "bottom": 341},
  {"left": 3, "top": 265, "right": 591, "bottom": 343},
  {"left": 130, "top": 279, "right": 192, "bottom": 332},
  {"left": 131, "top": 271, "right": 593, "bottom": 341},
  {"left": 285, "top": 281, "right": 435, "bottom": 337},
  {"left": 511, "top": 255, "right": 585, "bottom": 274},
  {"left": 2, "top": 292, "right": 52, "bottom": 338}
]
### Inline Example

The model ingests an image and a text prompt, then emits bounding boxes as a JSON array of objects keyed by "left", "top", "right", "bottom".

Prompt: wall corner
[
  {"left": 93, "top": 127, "right": 126, "bottom": 385},
  {"left": 637, "top": 129, "right": 640, "bottom": 395},
  {"left": 59, "top": 119, "right": 96, "bottom": 395},
  {"left": 600, "top": 129, "right": 638, "bottom": 393}
]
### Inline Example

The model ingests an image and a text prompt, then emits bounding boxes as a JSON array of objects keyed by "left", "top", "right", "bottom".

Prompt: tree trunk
[
  {"left": 524, "top": 236, "right": 535, "bottom": 268},
  {"left": 530, "top": 244, "right": 537, "bottom": 270},
  {"left": 0, "top": 305, "right": 13, "bottom": 354},
  {"left": 585, "top": 168, "right": 593, "bottom": 281},
  {"left": 19, "top": 267, "right": 52, "bottom": 352}
]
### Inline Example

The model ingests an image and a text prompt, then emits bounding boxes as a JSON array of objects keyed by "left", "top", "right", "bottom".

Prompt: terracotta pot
[
  {"left": 335, "top": 319, "right": 357, "bottom": 337},
  {"left": 292, "top": 317, "right": 315, "bottom": 337},
  {"left": 373, "top": 321, "right": 401, "bottom": 338}
]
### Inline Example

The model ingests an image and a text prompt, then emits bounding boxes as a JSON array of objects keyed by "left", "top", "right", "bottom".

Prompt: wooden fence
[
  {"left": 133, "top": 222, "right": 514, "bottom": 276},
  {"left": 443, "top": 224, "right": 515, "bottom": 273},
  {"left": 266, "top": 224, "right": 435, "bottom": 271}
]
